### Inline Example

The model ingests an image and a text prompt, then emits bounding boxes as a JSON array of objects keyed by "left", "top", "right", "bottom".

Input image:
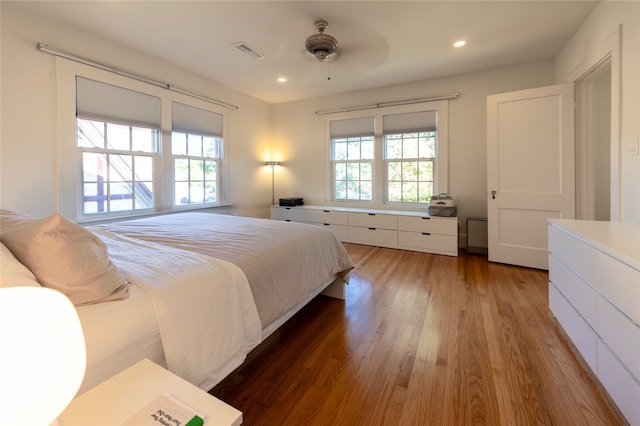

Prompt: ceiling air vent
[{"left": 231, "top": 42, "right": 265, "bottom": 60}]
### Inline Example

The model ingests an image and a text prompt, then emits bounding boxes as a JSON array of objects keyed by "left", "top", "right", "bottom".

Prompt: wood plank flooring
[{"left": 211, "top": 244, "right": 627, "bottom": 425}]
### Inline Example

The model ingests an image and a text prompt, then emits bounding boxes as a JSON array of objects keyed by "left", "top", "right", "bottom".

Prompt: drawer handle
[
  {"left": 324, "top": 210, "right": 330, "bottom": 213},
  {"left": 368, "top": 213, "right": 376, "bottom": 216},
  {"left": 324, "top": 223, "right": 330, "bottom": 226},
  {"left": 368, "top": 227, "right": 376, "bottom": 230},
  {"left": 285, "top": 219, "right": 291, "bottom": 222},
  {"left": 422, "top": 232, "right": 431, "bottom": 236},
  {"left": 285, "top": 207, "right": 291, "bottom": 210},
  {"left": 421, "top": 216, "right": 431, "bottom": 220}
]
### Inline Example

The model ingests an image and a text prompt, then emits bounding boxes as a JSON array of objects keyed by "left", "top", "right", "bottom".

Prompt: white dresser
[
  {"left": 271, "top": 205, "right": 458, "bottom": 256},
  {"left": 548, "top": 219, "right": 640, "bottom": 425}
]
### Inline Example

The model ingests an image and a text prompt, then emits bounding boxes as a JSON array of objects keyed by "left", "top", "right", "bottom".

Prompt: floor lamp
[{"left": 265, "top": 161, "right": 281, "bottom": 205}]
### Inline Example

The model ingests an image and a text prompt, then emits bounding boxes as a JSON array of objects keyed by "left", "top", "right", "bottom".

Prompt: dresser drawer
[
  {"left": 549, "top": 225, "right": 640, "bottom": 324},
  {"left": 549, "top": 284, "right": 597, "bottom": 372},
  {"left": 592, "top": 253, "right": 640, "bottom": 326},
  {"left": 598, "top": 339, "right": 640, "bottom": 425},
  {"left": 309, "top": 223, "right": 349, "bottom": 241},
  {"left": 270, "top": 206, "right": 307, "bottom": 222},
  {"left": 397, "top": 231, "right": 457, "bottom": 254},
  {"left": 548, "top": 254, "right": 597, "bottom": 328},
  {"left": 348, "top": 212, "right": 397, "bottom": 230},
  {"left": 348, "top": 226, "right": 396, "bottom": 247},
  {"left": 397, "top": 215, "right": 457, "bottom": 235},
  {"left": 307, "top": 209, "right": 348, "bottom": 225},
  {"left": 597, "top": 297, "right": 640, "bottom": 381},
  {"left": 549, "top": 225, "right": 601, "bottom": 285}
]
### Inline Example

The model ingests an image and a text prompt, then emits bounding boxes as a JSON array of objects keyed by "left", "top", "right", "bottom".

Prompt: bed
[
  {"left": 92, "top": 212, "right": 354, "bottom": 336},
  {"left": 0, "top": 210, "right": 353, "bottom": 395}
]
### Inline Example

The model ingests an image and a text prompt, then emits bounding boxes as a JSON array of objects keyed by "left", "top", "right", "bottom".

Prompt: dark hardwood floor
[{"left": 211, "top": 243, "right": 627, "bottom": 425}]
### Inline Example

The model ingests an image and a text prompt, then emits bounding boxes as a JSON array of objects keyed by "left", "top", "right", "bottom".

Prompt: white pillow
[
  {"left": 0, "top": 209, "right": 32, "bottom": 230},
  {"left": 0, "top": 243, "right": 41, "bottom": 288},
  {"left": 1, "top": 213, "right": 129, "bottom": 305}
]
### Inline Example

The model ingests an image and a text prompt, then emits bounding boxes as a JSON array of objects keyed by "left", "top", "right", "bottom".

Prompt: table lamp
[{"left": 0, "top": 287, "right": 86, "bottom": 425}]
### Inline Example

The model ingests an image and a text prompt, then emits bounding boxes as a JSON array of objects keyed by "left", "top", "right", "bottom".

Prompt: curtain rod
[
  {"left": 316, "top": 93, "right": 459, "bottom": 116},
  {"left": 37, "top": 43, "right": 239, "bottom": 111}
]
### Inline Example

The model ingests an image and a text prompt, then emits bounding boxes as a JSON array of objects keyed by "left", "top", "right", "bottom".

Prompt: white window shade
[
  {"left": 172, "top": 102, "right": 223, "bottom": 137},
  {"left": 383, "top": 111, "right": 437, "bottom": 133},
  {"left": 76, "top": 77, "right": 160, "bottom": 127},
  {"left": 330, "top": 116, "right": 374, "bottom": 138}
]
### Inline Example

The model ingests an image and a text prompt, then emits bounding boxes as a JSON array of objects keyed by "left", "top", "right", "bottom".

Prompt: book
[{"left": 123, "top": 394, "right": 204, "bottom": 426}]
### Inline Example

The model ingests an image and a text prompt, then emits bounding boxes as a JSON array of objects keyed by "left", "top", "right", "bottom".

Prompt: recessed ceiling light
[
  {"left": 454, "top": 40, "right": 466, "bottom": 48},
  {"left": 277, "top": 77, "right": 287, "bottom": 83}
]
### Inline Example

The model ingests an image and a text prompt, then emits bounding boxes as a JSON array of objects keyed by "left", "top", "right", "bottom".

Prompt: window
[
  {"left": 326, "top": 102, "right": 448, "bottom": 206},
  {"left": 385, "top": 131, "right": 436, "bottom": 203},
  {"left": 383, "top": 110, "right": 437, "bottom": 204},
  {"left": 171, "top": 102, "right": 224, "bottom": 208},
  {"left": 330, "top": 117, "right": 375, "bottom": 201},
  {"left": 70, "top": 74, "right": 228, "bottom": 221},
  {"left": 172, "top": 132, "right": 220, "bottom": 206},
  {"left": 78, "top": 119, "right": 157, "bottom": 214},
  {"left": 76, "top": 77, "right": 161, "bottom": 217},
  {"left": 332, "top": 135, "right": 375, "bottom": 200}
]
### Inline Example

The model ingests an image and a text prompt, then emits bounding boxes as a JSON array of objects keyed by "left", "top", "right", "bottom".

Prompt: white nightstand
[{"left": 57, "top": 359, "right": 242, "bottom": 425}]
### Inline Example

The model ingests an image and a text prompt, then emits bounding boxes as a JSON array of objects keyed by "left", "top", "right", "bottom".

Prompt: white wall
[
  {"left": 272, "top": 61, "right": 555, "bottom": 239},
  {"left": 555, "top": 1, "right": 640, "bottom": 222},
  {"left": 0, "top": 3, "right": 274, "bottom": 219},
  {"left": 6, "top": 1, "right": 633, "bottom": 231}
]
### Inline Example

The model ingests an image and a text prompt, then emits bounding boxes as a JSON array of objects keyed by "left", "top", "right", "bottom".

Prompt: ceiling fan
[
  {"left": 252, "top": 16, "right": 386, "bottom": 83},
  {"left": 305, "top": 19, "right": 338, "bottom": 62}
]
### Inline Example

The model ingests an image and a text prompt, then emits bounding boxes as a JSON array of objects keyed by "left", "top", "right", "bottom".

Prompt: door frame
[
  {"left": 574, "top": 57, "right": 611, "bottom": 220},
  {"left": 571, "top": 26, "right": 621, "bottom": 221}
]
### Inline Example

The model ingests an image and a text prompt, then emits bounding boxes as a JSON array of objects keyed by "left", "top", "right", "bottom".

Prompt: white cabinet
[
  {"left": 271, "top": 205, "right": 458, "bottom": 256},
  {"left": 347, "top": 212, "right": 398, "bottom": 247},
  {"left": 397, "top": 215, "right": 458, "bottom": 255},
  {"left": 307, "top": 209, "right": 348, "bottom": 225},
  {"left": 270, "top": 206, "right": 307, "bottom": 222},
  {"left": 349, "top": 226, "right": 397, "bottom": 247},
  {"left": 306, "top": 208, "right": 349, "bottom": 241},
  {"left": 548, "top": 219, "right": 640, "bottom": 425},
  {"left": 397, "top": 231, "right": 457, "bottom": 256},
  {"left": 348, "top": 211, "right": 398, "bottom": 229}
]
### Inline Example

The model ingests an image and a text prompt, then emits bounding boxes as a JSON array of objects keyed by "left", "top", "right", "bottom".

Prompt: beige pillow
[
  {"left": 1, "top": 213, "right": 129, "bottom": 305},
  {"left": 0, "top": 243, "right": 41, "bottom": 288}
]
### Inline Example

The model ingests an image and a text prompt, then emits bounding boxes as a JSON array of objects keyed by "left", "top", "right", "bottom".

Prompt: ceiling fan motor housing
[{"left": 305, "top": 19, "right": 338, "bottom": 62}]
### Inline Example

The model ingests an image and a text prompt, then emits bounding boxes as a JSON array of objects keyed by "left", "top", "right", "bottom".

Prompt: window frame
[
  {"left": 56, "top": 58, "right": 229, "bottom": 222},
  {"left": 331, "top": 135, "right": 375, "bottom": 201},
  {"left": 77, "top": 118, "right": 159, "bottom": 216},
  {"left": 383, "top": 130, "right": 437, "bottom": 205},
  {"left": 324, "top": 101, "right": 449, "bottom": 207},
  {"left": 171, "top": 131, "right": 223, "bottom": 208}
]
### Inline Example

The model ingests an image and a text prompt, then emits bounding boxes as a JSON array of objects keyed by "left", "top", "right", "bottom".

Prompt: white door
[{"left": 487, "top": 84, "right": 574, "bottom": 269}]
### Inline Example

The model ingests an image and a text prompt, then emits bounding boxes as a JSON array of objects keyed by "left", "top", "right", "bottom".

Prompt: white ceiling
[{"left": 15, "top": 1, "right": 599, "bottom": 104}]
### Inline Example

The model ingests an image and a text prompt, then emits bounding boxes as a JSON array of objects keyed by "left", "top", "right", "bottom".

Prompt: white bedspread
[
  {"left": 92, "top": 229, "right": 261, "bottom": 390},
  {"left": 75, "top": 285, "right": 165, "bottom": 394},
  {"left": 95, "top": 213, "right": 354, "bottom": 329}
]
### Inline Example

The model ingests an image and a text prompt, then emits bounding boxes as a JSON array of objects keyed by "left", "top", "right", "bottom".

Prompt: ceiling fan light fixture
[{"left": 305, "top": 19, "right": 338, "bottom": 62}]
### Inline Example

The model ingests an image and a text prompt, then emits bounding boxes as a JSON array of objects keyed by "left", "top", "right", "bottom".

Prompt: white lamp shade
[{"left": 0, "top": 287, "right": 86, "bottom": 425}]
